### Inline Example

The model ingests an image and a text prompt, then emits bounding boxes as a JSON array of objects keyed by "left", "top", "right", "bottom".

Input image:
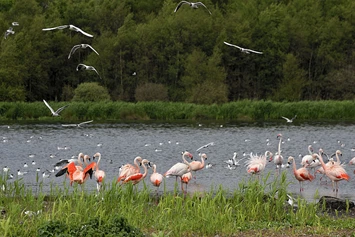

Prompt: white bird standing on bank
[
  {"left": 68, "top": 44, "right": 99, "bottom": 59},
  {"left": 43, "top": 99, "right": 68, "bottom": 116},
  {"left": 42, "top": 24, "right": 93, "bottom": 37},
  {"left": 281, "top": 115, "right": 297, "bottom": 123},
  {"left": 76, "top": 64, "right": 101, "bottom": 78},
  {"left": 174, "top": 1, "right": 212, "bottom": 15},
  {"left": 223, "top": 41, "right": 263, "bottom": 54}
]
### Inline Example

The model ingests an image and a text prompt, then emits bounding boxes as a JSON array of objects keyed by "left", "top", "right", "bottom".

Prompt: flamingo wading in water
[
  {"left": 287, "top": 156, "right": 315, "bottom": 192},
  {"left": 150, "top": 164, "right": 164, "bottom": 193},
  {"left": 313, "top": 153, "right": 350, "bottom": 195},
  {"left": 93, "top": 152, "right": 105, "bottom": 192},
  {"left": 117, "top": 156, "right": 143, "bottom": 183},
  {"left": 164, "top": 151, "right": 193, "bottom": 192}
]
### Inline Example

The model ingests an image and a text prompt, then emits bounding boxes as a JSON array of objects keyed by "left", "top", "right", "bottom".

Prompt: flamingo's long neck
[
  {"left": 200, "top": 155, "right": 205, "bottom": 166},
  {"left": 96, "top": 155, "right": 101, "bottom": 171},
  {"left": 335, "top": 152, "right": 341, "bottom": 164},
  {"left": 291, "top": 158, "right": 297, "bottom": 173},
  {"left": 152, "top": 164, "right": 157, "bottom": 174},
  {"left": 77, "top": 154, "right": 83, "bottom": 167},
  {"left": 308, "top": 146, "right": 313, "bottom": 155},
  {"left": 278, "top": 137, "right": 282, "bottom": 155},
  {"left": 182, "top": 153, "right": 191, "bottom": 166},
  {"left": 316, "top": 154, "right": 327, "bottom": 170},
  {"left": 141, "top": 162, "right": 148, "bottom": 179}
]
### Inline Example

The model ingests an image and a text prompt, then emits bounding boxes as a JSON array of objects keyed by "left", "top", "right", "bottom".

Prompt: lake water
[{"left": 1, "top": 121, "right": 355, "bottom": 203}]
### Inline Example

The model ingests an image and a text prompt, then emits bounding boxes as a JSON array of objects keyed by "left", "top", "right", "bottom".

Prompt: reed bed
[
  {"left": 1, "top": 100, "right": 355, "bottom": 122},
  {"left": 0, "top": 172, "right": 354, "bottom": 237}
]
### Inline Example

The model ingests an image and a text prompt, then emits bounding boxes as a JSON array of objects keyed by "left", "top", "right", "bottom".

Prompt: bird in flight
[
  {"left": 68, "top": 44, "right": 99, "bottom": 59},
  {"left": 42, "top": 24, "right": 93, "bottom": 37},
  {"left": 43, "top": 99, "right": 69, "bottom": 116},
  {"left": 62, "top": 120, "right": 94, "bottom": 127},
  {"left": 281, "top": 115, "right": 297, "bottom": 123},
  {"left": 4, "top": 27, "right": 15, "bottom": 39},
  {"left": 174, "top": 1, "right": 212, "bottom": 15},
  {"left": 76, "top": 63, "right": 101, "bottom": 78},
  {"left": 223, "top": 41, "right": 263, "bottom": 54}
]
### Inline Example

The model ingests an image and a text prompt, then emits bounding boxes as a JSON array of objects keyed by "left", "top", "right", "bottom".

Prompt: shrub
[
  {"left": 135, "top": 83, "right": 169, "bottom": 102},
  {"left": 72, "top": 82, "right": 111, "bottom": 102}
]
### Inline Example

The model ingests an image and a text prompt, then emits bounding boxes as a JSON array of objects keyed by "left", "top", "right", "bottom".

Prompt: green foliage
[
  {"left": 135, "top": 83, "right": 169, "bottom": 102},
  {"left": 72, "top": 82, "right": 111, "bottom": 102},
  {"left": 1, "top": 0, "right": 355, "bottom": 102}
]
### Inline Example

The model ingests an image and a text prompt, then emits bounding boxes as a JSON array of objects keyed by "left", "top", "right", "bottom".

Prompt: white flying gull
[
  {"left": 281, "top": 115, "right": 297, "bottom": 123},
  {"left": 42, "top": 24, "right": 93, "bottom": 38},
  {"left": 223, "top": 41, "right": 263, "bottom": 54},
  {"left": 68, "top": 44, "right": 99, "bottom": 59},
  {"left": 4, "top": 27, "right": 15, "bottom": 39},
  {"left": 196, "top": 142, "right": 214, "bottom": 152},
  {"left": 62, "top": 120, "right": 94, "bottom": 127},
  {"left": 76, "top": 63, "right": 101, "bottom": 78},
  {"left": 43, "top": 99, "right": 69, "bottom": 116},
  {"left": 12, "top": 22, "right": 19, "bottom": 26},
  {"left": 174, "top": 1, "right": 212, "bottom": 15}
]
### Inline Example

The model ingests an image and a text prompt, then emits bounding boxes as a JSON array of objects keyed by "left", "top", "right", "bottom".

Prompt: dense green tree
[{"left": 0, "top": 0, "right": 355, "bottom": 103}]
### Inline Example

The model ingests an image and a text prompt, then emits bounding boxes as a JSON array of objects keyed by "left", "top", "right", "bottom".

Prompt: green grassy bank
[
  {"left": 1, "top": 100, "right": 355, "bottom": 122},
  {"left": 0, "top": 173, "right": 354, "bottom": 237}
]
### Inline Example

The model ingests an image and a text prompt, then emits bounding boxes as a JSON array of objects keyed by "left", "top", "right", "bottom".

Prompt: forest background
[{"left": 1, "top": 0, "right": 355, "bottom": 104}]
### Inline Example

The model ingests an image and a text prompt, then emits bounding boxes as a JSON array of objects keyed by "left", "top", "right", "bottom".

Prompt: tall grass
[
  {"left": 0, "top": 171, "right": 353, "bottom": 236},
  {"left": 1, "top": 100, "right": 355, "bottom": 122}
]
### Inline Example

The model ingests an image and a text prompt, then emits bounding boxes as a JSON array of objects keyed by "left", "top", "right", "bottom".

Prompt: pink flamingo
[
  {"left": 164, "top": 151, "right": 194, "bottom": 192},
  {"left": 349, "top": 156, "right": 355, "bottom": 174},
  {"left": 245, "top": 151, "right": 273, "bottom": 175},
  {"left": 314, "top": 153, "right": 350, "bottom": 194},
  {"left": 117, "top": 156, "right": 143, "bottom": 183},
  {"left": 189, "top": 153, "right": 207, "bottom": 179},
  {"left": 287, "top": 156, "right": 314, "bottom": 192},
  {"left": 150, "top": 163, "right": 164, "bottom": 192},
  {"left": 122, "top": 159, "right": 150, "bottom": 185},
  {"left": 181, "top": 172, "right": 192, "bottom": 193},
  {"left": 93, "top": 152, "right": 105, "bottom": 192},
  {"left": 274, "top": 134, "right": 284, "bottom": 172},
  {"left": 301, "top": 145, "right": 314, "bottom": 167}
]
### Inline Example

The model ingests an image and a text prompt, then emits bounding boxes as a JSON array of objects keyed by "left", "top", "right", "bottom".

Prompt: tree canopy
[{"left": 1, "top": 0, "right": 355, "bottom": 103}]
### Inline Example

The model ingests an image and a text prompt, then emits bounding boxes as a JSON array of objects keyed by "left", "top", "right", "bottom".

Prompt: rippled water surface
[{"left": 1, "top": 121, "right": 355, "bottom": 202}]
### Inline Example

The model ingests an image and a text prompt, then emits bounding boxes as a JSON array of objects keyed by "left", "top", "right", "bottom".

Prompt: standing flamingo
[
  {"left": 164, "top": 151, "right": 194, "bottom": 192},
  {"left": 150, "top": 163, "right": 164, "bottom": 192},
  {"left": 189, "top": 153, "right": 207, "bottom": 179},
  {"left": 122, "top": 159, "right": 150, "bottom": 185},
  {"left": 117, "top": 156, "right": 143, "bottom": 183},
  {"left": 314, "top": 153, "right": 350, "bottom": 195},
  {"left": 287, "top": 156, "right": 314, "bottom": 192},
  {"left": 274, "top": 134, "right": 284, "bottom": 172},
  {"left": 93, "top": 152, "right": 105, "bottom": 192},
  {"left": 245, "top": 151, "right": 273, "bottom": 175},
  {"left": 181, "top": 172, "right": 192, "bottom": 193},
  {"left": 301, "top": 145, "right": 314, "bottom": 167}
]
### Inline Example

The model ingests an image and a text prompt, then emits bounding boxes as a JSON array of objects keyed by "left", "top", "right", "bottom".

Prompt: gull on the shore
[
  {"left": 281, "top": 115, "right": 297, "bottom": 123},
  {"left": 76, "top": 63, "right": 101, "bottom": 78},
  {"left": 68, "top": 44, "right": 99, "bottom": 59},
  {"left": 42, "top": 24, "right": 93, "bottom": 38},
  {"left": 43, "top": 99, "right": 69, "bottom": 116},
  {"left": 61, "top": 120, "right": 94, "bottom": 127},
  {"left": 4, "top": 27, "right": 15, "bottom": 39},
  {"left": 174, "top": 1, "right": 212, "bottom": 15},
  {"left": 223, "top": 41, "right": 263, "bottom": 54}
]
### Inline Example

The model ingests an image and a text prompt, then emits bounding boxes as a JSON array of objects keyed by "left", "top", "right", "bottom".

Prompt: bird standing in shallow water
[{"left": 287, "top": 156, "right": 314, "bottom": 192}]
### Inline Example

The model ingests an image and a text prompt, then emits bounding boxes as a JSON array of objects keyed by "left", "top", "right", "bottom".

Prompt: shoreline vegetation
[
  {"left": 1, "top": 172, "right": 355, "bottom": 237},
  {"left": 1, "top": 100, "right": 355, "bottom": 122}
]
